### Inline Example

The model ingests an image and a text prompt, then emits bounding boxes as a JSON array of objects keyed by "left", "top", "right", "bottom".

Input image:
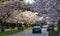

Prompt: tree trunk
[
  {"left": 58, "top": 21, "right": 60, "bottom": 36},
  {"left": 1, "top": 23, "right": 4, "bottom": 32}
]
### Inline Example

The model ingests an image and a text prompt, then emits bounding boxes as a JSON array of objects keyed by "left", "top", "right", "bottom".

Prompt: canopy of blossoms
[
  {"left": 0, "top": 1, "right": 38, "bottom": 24},
  {"left": 24, "top": 0, "right": 60, "bottom": 24}
]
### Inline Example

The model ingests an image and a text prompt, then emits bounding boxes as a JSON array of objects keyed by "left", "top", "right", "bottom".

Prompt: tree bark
[
  {"left": 1, "top": 23, "right": 4, "bottom": 32},
  {"left": 58, "top": 21, "right": 60, "bottom": 36}
]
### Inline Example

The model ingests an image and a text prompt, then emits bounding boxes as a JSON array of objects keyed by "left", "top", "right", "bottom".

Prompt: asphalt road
[{"left": 7, "top": 28, "right": 48, "bottom": 36}]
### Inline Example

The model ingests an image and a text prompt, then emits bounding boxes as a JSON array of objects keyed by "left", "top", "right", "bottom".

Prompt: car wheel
[
  {"left": 40, "top": 32, "right": 41, "bottom": 33},
  {"left": 32, "top": 30, "right": 35, "bottom": 33},
  {"left": 47, "top": 29, "right": 50, "bottom": 31},
  {"left": 39, "top": 31, "right": 41, "bottom": 33}
]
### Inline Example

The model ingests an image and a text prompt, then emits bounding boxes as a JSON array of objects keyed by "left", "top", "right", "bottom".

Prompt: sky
[{"left": 24, "top": 0, "right": 35, "bottom": 4}]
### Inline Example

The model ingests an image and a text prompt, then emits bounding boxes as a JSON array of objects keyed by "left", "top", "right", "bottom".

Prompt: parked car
[
  {"left": 47, "top": 25, "right": 53, "bottom": 31},
  {"left": 32, "top": 26, "right": 41, "bottom": 33}
]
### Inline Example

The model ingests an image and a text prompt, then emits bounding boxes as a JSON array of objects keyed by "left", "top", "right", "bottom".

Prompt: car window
[
  {"left": 49, "top": 26, "right": 52, "bottom": 28},
  {"left": 34, "top": 26, "right": 40, "bottom": 28}
]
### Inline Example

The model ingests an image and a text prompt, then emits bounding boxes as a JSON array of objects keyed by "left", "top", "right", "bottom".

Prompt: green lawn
[
  {"left": 0, "top": 27, "right": 32, "bottom": 36},
  {"left": 26, "top": 27, "right": 32, "bottom": 30},
  {"left": 0, "top": 29, "right": 22, "bottom": 36}
]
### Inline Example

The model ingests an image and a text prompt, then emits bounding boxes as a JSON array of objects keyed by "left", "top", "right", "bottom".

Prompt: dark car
[
  {"left": 32, "top": 26, "right": 41, "bottom": 33},
  {"left": 47, "top": 25, "right": 53, "bottom": 31}
]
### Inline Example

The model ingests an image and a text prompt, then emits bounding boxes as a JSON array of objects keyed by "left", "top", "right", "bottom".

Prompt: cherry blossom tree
[
  {"left": 24, "top": 0, "right": 60, "bottom": 36},
  {"left": 0, "top": 1, "right": 24, "bottom": 32},
  {"left": 24, "top": 0, "right": 59, "bottom": 24}
]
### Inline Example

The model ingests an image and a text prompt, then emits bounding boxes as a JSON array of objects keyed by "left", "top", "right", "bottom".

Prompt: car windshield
[{"left": 34, "top": 26, "right": 40, "bottom": 28}]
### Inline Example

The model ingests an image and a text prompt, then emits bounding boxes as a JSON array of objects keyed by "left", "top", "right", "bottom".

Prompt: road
[{"left": 7, "top": 28, "right": 48, "bottom": 36}]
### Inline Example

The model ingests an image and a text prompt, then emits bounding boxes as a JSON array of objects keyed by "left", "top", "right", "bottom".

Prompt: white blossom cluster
[{"left": 6, "top": 10, "right": 38, "bottom": 24}]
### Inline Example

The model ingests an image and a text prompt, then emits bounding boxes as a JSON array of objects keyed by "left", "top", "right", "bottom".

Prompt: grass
[
  {"left": 26, "top": 27, "right": 32, "bottom": 30},
  {"left": 0, "top": 29, "right": 22, "bottom": 36},
  {"left": 0, "top": 0, "right": 7, "bottom": 3},
  {"left": 0, "top": 27, "right": 32, "bottom": 36}
]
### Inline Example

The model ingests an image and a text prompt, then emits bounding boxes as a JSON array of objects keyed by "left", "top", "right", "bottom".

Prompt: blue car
[{"left": 32, "top": 26, "right": 41, "bottom": 33}]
